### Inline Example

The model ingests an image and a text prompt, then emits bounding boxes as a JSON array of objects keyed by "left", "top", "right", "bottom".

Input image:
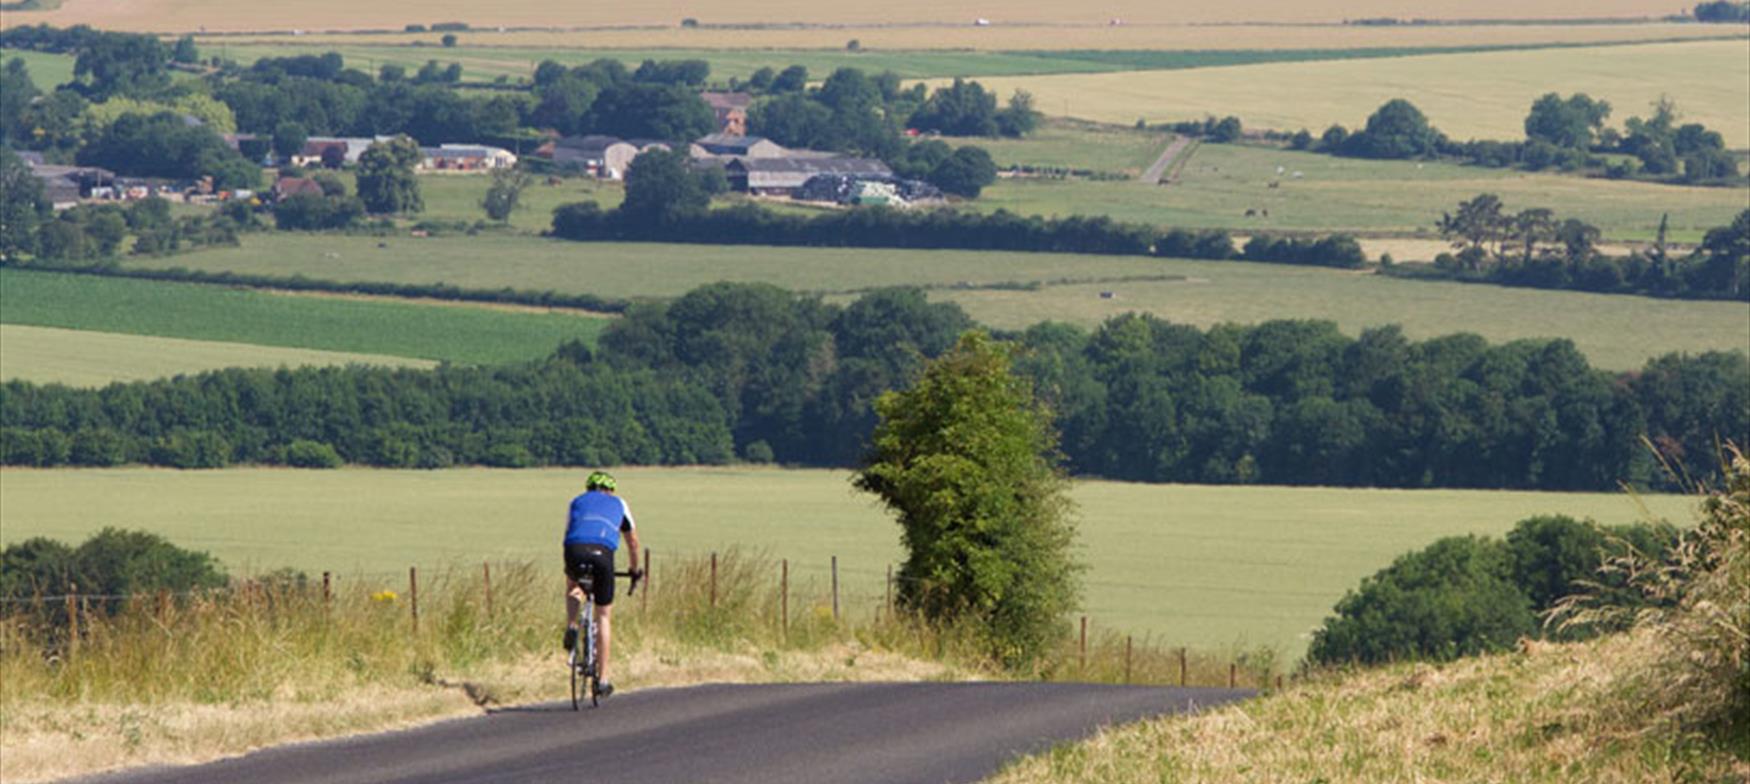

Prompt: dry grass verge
[
  {"left": 991, "top": 630, "right": 1747, "bottom": 783},
  {"left": 992, "top": 450, "right": 1750, "bottom": 783}
]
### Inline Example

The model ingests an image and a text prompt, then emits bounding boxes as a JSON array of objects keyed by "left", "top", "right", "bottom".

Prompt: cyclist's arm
[{"left": 621, "top": 509, "right": 642, "bottom": 574}]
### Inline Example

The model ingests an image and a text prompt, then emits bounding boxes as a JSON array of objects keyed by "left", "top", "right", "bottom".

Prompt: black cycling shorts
[{"left": 563, "top": 543, "right": 617, "bottom": 606}]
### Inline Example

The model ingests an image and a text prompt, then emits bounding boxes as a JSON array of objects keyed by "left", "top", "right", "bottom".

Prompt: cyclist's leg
[
  {"left": 583, "top": 545, "right": 617, "bottom": 686},
  {"left": 596, "top": 603, "right": 613, "bottom": 683}
]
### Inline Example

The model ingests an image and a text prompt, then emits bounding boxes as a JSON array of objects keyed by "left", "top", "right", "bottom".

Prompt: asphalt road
[{"left": 81, "top": 682, "right": 1252, "bottom": 784}]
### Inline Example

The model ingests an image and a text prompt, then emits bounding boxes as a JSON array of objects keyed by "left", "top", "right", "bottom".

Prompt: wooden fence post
[
  {"left": 65, "top": 584, "right": 78, "bottom": 659},
  {"left": 1078, "top": 616, "right": 1087, "bottom": 672},
  {"left": 321, "top": 571, "right": 331, "bottom": 609},
  {"left": 409, "top": 566, "right": 419, "bottom": 633},
  {"left": 1276, "top": 674, "right": 1284, "bottom": 691},
  {"left": 1124, "top": 635, "right": 1133, "bottom": 684},
  {"left": 830, "top": 555, "right": 839, "bottom": 622},
  {"left": 1178, "top": 647, "right": 1187, "bottom": 687},
  {"left": 641, "top": 548, "right": 651, "bottom": 612},
  {"left": 1229, "top": 661, "right": 1237, "bottom": 689},
  {"left": 482, "top": 562, "right": 493, "bottom": 617},
  {"left": 710, "top": 551, "right": 718, "bottom": 608},
  {"left": 780, "top": 559, "right": 789, "bottom": 641},
  {"left": 884, "top": 564, "right": 892, "bottom": 622}
]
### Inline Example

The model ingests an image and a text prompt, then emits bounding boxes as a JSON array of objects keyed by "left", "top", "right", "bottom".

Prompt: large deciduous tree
[
  {"left": 855, "top": 331, "right": 1081, "bottom": 669},
  {"left": 1523, "top": 92, "right": 1611, "bottom": 150},
  {"left": 355, "top": 135, "right": 423, "bottom": 214}
]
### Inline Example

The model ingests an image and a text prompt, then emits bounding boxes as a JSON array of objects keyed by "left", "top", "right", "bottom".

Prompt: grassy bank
[
  {"left": 990, "top": 631, "right": 1747, "bottom": 783},
  {"left": 991, "top": 454, "right": 1750, "bottom": 782}
]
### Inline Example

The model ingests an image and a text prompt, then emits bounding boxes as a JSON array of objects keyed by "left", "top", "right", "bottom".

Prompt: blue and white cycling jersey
[{"left": 564, "top": 490, "right": 635, "bottom": 550}]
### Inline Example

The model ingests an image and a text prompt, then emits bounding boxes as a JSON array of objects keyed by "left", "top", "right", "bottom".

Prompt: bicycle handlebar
[{"left": 616, "top": 570, "right": 641, "bottom": 597}]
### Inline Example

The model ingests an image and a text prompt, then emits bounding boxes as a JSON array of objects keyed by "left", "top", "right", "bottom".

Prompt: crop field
[
  {"left": 1, "top": 0, "right": 1708, "bottom": 34},
  {"left": 125, "top": 234, "right": 1748, "bottom": 370},
  {"left": 0, "top": 324, "right": 432, "bottom": 387},
  {"left": 194, "top": 23, "right": 1744, "bottom": 53},
  {"left": 934, "top": 266, "right": 1750, "bottom": 372},
  {"left": 0, "top": 268, "right": 607, "bottom": 365},
  {"left": 959, "top": 40, "right": 1750, "bottom": 147},
  {"left": 0, "top": 466, "right": 1695, "bottom": 657},
  {"left": 977, "top": 142, "right": 1748, "bottom": 242}
]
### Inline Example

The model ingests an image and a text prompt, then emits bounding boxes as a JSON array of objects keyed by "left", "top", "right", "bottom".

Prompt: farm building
[
  {"left": 727, "top": 157, "right": 893, "bottom": 196},
  {"left": 690, "top": 134, "right": 786, "bottom": 160},
  {"left": 552, "top": 135, "right": 641, "bottom": 179},
  {"left": 794, "top": 174, "right": 943, "bottom": 206},
  {"left": 418, "top": 144, "right": 517, "bottom": 172},
  {"left": 699, "top": 91, "right": 752, "bottom": 136},
  {"left": 291, "top": 137, "right": 381, "bottom": 167},
  {"left": 26, "top": 163, "right": 116, "bottom": 209},
  {"left": 271, "top": 176, "right": 325, "bottom": 202}
]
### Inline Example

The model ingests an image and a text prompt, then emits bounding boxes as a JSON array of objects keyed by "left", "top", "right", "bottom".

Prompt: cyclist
[{"left": 562, "top": 470, "right": 642, "bottom": 698}]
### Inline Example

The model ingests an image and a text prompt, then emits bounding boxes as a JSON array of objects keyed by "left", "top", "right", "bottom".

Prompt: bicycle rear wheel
[{"left": 568, "top": 642, "right": 582, "bottom": 711}]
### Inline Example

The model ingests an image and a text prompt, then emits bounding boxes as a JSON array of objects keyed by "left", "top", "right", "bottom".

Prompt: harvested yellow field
[
  {"left": 1, "top": 0, "right": 1703, "bottom": 34},
  {"left": 194, "top": 23, "right": 1740, "bottom": 52},
  {"left": 957, "top": 39, "right": 1750, "bottom": 146}
]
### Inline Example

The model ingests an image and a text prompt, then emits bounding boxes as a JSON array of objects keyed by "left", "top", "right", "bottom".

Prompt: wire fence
[{"left": 2, "top": 548, "right": 1290, "bottom": 690}]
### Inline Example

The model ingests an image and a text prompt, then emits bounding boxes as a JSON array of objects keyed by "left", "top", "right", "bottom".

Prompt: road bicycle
[{"left": 569, "top": 565, "right": 639, "bottom": 710}]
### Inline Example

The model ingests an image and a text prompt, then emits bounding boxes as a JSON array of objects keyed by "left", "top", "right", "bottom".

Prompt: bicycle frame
[{"left": 569, "top": 565, "right": 639, "bottom": 711}]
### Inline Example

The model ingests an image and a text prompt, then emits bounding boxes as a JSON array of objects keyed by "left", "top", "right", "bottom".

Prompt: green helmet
[{"left": 585, "top": 470, "right": 617, "bottom": 492}]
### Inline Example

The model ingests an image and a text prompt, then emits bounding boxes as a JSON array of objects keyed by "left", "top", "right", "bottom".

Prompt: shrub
[
  {"left": 1307, "top": 535, "right": 1535, "bottom": 665},
  {"left": 283, "top": 439, "right": 343, "bottom": 468},
  {"left": 0, "top": 528, "right": 227, "bottom": 603}
]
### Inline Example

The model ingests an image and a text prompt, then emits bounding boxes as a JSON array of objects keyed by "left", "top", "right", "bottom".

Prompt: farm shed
[
  {"left": 553, "top": 135, "right": 639, "bottom": 179},
  {"left": 726, "top": 157, "right": 893, "bottom": 196},
  {"left": 689, "top": 134, "right": 786, "bottom": 160},
  {"left": 418, "top": 144, "right": 518, "bottom": 172}
]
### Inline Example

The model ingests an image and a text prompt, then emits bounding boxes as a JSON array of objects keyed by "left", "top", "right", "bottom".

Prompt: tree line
[
  {"left": 5, "top": 283, "right": 1743, "bottom": 493},
  {"left": 1419, "top": 198, "right": 1748, "bottom": 300},
  {"left": 1280, "top": 94, "right": 1742, "bottom": 185}
]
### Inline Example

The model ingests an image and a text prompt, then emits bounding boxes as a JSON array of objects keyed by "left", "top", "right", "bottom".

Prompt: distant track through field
[{"left": 75, "top": 682, "right": 1252, "bottom": 784}]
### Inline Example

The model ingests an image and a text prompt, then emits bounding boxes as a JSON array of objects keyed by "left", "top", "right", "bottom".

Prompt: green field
[
  {"left": 0, "top": 48, "right": 74, "bottom": 88},
  {"left": 126, "top": 233, "right": 1750, "bottom": 370},
  {"left": 0, "top": 268, "right": 607, "bottom": 365},
  {"left": 0, "top": 324, "right": 432, "bottom": 386},
  {"left": 200, "top": 38, "right": 1731, "bottom": 84},
  {"left": 977, "top": 120, "right": 1171, "bottom": 176},
  {"left": 961, "top": 40, "right": 1750, "bottom": 148},
  {"left": 215, "top": 43, "right": 1131, "bottom": 82},
  {"left": 975, "top": 140, "right": 1747, "bottom": 242},
  {"left": 412, "top": 173, "right": 619, "bottom": 231},
  {"left": 0, "top": 466, "right": 1696, "bottom": 658}
]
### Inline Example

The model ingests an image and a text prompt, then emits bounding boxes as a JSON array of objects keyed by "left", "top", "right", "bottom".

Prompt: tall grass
[{"left": 1, "top": 548, "right": 1271, "bottom": 713}]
